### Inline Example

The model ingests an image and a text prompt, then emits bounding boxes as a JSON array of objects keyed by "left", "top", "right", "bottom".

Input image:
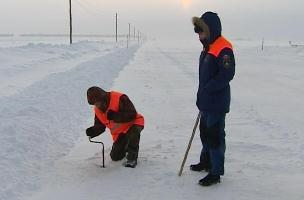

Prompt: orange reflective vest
[
  {"left": 94, "top": 91, "right": 144, "bottom": 142},
  {"left": 208, "top": 36, "right": 233, "bottom": 57}
]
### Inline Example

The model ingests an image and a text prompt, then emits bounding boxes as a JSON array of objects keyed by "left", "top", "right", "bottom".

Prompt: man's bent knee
[{"left": 110, "top": 152, "right": 125, "bottom": 161}]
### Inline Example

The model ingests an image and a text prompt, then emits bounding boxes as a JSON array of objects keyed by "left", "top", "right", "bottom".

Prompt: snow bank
[
  {"left": 0, "top": 41, "right": 140, "bottom": 200},
  {"left": 0, "top": 40, "right": 128, "bottom": 96}
]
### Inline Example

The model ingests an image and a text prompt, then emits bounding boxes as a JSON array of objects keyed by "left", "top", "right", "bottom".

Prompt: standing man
[
  {"left": 86, "top": 86, "right": 144, "bottom": 168},
  {"left": 190, "top": 12, "right": 235, "bottom": 186}
]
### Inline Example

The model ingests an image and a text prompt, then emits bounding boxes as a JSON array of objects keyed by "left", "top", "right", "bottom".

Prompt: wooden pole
[
  {"left": 137, "top": 30, "right": 140, "bottom": 43},
  {"left": 127, "top": 34, "right": 129, "bottom": 48},
  {"left": 128, "top": 23, "right": 131, "bottom": 41},
  {"left": 69, "top": 0, "right": 72, "bottom": 44},
  {"left": 115, "top": 13, "right": 118, "bottom": 43},
  {"left": 178, "top": 112, "right": 201, "bottom": 176}
]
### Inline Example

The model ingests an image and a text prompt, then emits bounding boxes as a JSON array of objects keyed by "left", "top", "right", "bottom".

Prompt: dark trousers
[
  {"left": 199, "top": 111, "right": 226, "bottom": 176},
  {"left": 110, "top": 125, "right": 143, "bottom": 161}
]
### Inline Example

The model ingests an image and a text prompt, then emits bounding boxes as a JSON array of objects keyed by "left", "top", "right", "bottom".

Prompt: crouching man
[{"left": 86, "top": 86, "right": 144, "bottom": 168}]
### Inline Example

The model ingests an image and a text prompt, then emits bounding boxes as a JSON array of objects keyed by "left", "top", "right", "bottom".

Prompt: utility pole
[
  {"left": 127, "top": 33, "right": 129, "bottom": 49},
  {"left": 128, "top": 23, "right": 131, "bottom": 41},
  {"left": 69, "top": 0, "right": 72, "bottom": 44},
  {"left": 115, "top": 13, "right": 118, "bottom": 43},
  {"left": 134, "top": 27, "right": 136, "bottom": 40}
]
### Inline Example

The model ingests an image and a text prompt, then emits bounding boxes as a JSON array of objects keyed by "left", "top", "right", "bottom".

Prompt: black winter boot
[
  {"left": 124, "top": 159, "right": 137, "bottom": 168},
  {"left": 190, "top": 162, "right": 210, "bottom": 172},
  {"left": 198, "top": 173, "right": 220, "bottom": 186}
]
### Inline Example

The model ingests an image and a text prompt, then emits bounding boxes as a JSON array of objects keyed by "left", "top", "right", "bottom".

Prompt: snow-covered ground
[
  {"left": 0, "top": 38, "right": 129, "bottom": 96},
  {"left": 0, "top": 38, "right": 303, "bottom": 200},
  {"left": 0, "top": 36, "right": 121, "bottom": 48}
]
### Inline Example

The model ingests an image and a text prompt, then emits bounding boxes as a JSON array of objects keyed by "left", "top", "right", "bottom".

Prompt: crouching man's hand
[{"left": 86, "top": 126, "right": 100, "bottom": 138}]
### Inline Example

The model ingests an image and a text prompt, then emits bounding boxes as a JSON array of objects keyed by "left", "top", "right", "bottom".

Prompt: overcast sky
[{"left": 1, "top": 0, "right": 304, "bottom": 41}]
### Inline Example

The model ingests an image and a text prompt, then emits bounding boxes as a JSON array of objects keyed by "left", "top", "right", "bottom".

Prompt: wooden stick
[{"left": 178, "top": 112, "right": 201, "bottom": 176}]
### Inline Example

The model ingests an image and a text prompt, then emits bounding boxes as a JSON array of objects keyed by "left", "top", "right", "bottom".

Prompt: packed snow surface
[{"left": 0, "top": 38, "right": 303, "bottom": 200}]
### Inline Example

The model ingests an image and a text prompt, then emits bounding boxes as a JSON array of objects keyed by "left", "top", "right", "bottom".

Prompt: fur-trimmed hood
[{"left": 192, "top": 12, "right": 222, "bottom": 44}]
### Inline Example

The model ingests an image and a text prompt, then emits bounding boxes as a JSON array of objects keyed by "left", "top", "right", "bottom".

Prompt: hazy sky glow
[{"left": 1, "top": 0, "right": 304, "bottom": 41}]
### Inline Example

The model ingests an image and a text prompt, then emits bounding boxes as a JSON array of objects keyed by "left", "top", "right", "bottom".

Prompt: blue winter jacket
[{"left": 196, "top": 47, "right": 235, "bottom": 113}]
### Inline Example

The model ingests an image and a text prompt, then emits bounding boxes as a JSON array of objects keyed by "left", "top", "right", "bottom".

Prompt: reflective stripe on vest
[
  {"left": 208, "top": 36, "right": 233, "bottom": 57},
  {"left": 94, "top": 91, "right": 144, "bottom": 142}
]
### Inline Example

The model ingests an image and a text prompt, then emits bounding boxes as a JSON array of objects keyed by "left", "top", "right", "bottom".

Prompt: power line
[
  {"left": 80, "top": 0, "right": 106, "bottom": 14},
  {"left": 73, "top": 0, "right": 106, "bottom": 17}
]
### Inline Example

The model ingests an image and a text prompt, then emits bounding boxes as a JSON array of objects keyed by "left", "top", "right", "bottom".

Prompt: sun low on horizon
[{"left": 181, "top": 0, "right": 192, "bottom": 8}]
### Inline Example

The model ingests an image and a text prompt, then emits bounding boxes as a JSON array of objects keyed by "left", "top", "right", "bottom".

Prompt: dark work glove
[
  {"left": 86, "top": 127, "right": 100, "bottom": 138},
  {"left": 107, "top": 109, "right": 118, "bottom": 120}
]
